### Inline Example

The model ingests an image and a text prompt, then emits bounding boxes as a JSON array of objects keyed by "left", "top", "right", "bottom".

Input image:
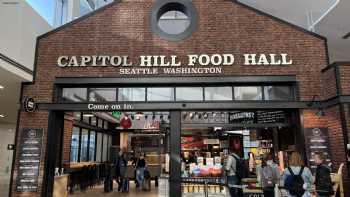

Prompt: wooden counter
[{"left": 53, "top": 174, "right": 68, "bottom": 197}]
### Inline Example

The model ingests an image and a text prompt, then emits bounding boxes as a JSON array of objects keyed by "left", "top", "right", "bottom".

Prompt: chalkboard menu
[
  {"left": 16, "top": 128, "right": 43, "bottom": 192},
  {"left": 304, "top": 128, "right": 332, "bottom": 173},
  {"left": 256, "top": 110, "right": 286, "bottom": 123}
]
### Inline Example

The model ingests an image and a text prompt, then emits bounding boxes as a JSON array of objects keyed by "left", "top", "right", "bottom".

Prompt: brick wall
[
  {"left": 339, "top": 64, "right": 350, "bottom": 95},
  {"left": 11, "top": 0, "right": 331, "bottom": 196},
  {"left": 321, "top": 67, "right": 338, "bottom": 99}
]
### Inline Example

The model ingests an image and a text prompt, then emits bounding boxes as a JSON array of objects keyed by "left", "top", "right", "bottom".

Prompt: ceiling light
[
  {"left": 0, "top": 85, "right": 4, "bottom": 89},
  {"left": 83, "top": 113, "right": 94, "bottom": 117},
  {"left": 0, "top": 114, "right": 5, "bottom": 118}
]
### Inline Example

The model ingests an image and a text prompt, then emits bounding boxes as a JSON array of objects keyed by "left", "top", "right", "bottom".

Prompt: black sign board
[
  {"left": 304, "top": 128, "right": 332, "bottom": 173},
  {"left": 243, "top": 192, "right": 264, "bottom": 197},
  {"left": 23, "top": 97, "right": 36, "bottom": 112},
  {"left": 229, "top": 110, "right": 286, "bottom": 124},
  {"left": 16, "top": 128, "right": 43, "bottom": 192}
]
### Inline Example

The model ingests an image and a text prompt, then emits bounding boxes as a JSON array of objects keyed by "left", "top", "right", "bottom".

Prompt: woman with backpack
[
  {"left": 257, "top": 153, "right": 280, "bottom": 197},
  {"left": 314, "top": 152, "right": 334, "bottom": 197},
  {"left": 282, "top": 152, "right": 314, "bottom": 197}
]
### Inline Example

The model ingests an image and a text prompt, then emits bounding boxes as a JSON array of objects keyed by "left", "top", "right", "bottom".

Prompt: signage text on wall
[
  {"left": 16, "top": 128, "right": 43, "bottom": 192},
  {"left": 57, "top": 53, "right": 293, "bottom": 75}
]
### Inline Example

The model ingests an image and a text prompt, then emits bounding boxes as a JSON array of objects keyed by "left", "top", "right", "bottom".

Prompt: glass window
[
  {"left": 73, "top": 112, "right": 81, "bottom": 121},
  {"left": 80, "top": 129, "right": 89, "bottom": 162},
  {"left": 118, "top": 88, "right": 146, "bottom": 101},
  {"left": 89, "top": 88, "right": 116, "bottom": 102},
  {"left": 80, "top": 0, "right": 93, "bottom": 16},
  {"left": 98, "top": 119, "right": 103, "bottom": 128},
  {"left": 158, "top": 11, "right": 190, "bottom": 35},
  {"left": 205, "top": 87, "right": 233, "bottom": 101},
  {"left": 96, "top": 133, "right": 103, "bottom": 162},
  {"left": 90, "top": 116, "right": 97, "bottom": 126},
  {"left": 70, "top": 127, "right": 80, "bottom": 162},
  {"left": 102, "top": 134, "right": 108, "bottom": 161},
  {"left": 176, "top": 87, "right": 203, "bottom": 101},
  {"left": 89, "top": 131, "right": 96, "bottom": 161},
  {"left": 104, "top": 121, "right": 108, "bottom": 130},
  {"left": 62, "top": 88, "right": 87, "bottom": 102},
  {"left": 82, "top": 113, "right": 92, "bottom": 124},
  {"left": 147, "top": 87, "right": 174, "bottom": 101},
  {"left": 264, "top": 86, "right": 294, "bottom": 100},
  {"left": 234, "top": 87, "right": 262, "bottom": 100}
]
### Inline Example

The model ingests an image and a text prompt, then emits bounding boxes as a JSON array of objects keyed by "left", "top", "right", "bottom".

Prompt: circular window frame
[{"left": 150, "top": 0, "right": 198, "bottom": 42}]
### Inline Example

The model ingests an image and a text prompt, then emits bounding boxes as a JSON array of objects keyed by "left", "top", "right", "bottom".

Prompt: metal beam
[
  {"left": 54, "top": 76, "right": 297, "bottom": 86},
  {"left": 37, "top": 101, "right": 308, "bottom": 111},
  {"left": 169, "top": 111, "right": 181, "bottom": 197}
]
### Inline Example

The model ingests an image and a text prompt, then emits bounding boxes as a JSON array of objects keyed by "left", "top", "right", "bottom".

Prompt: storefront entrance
[{"left": 42, "top": 106, "right": 302, "bottom": 197}]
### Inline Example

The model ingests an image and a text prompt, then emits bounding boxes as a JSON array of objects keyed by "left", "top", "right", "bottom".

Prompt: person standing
[
  {"left": 314, "top": 152, "right": 334, "bottom": 197},
  {"left": 282, "top": 152, "right": 314, "bottom": 197},
  {"left": 136, "top": 153, "right": 146, "bottom": 189},
  {"left": 257, "top": 153, "right": 279, "bottom": 197},
  {"left": 225, "top": 151, "right": 246, "bottom": 197},
  {"left": 116, "top": 149, "right": 128, "bottom": 192}
]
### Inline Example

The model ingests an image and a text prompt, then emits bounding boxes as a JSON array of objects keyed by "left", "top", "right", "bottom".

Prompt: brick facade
[{"left": 10, "top": 1, "right": 350, "bottom": 196}]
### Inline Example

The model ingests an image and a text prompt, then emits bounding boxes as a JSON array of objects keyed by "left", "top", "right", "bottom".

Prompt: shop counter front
[{"left": 53, "top": 174, "right": 69, "bottom": 197}]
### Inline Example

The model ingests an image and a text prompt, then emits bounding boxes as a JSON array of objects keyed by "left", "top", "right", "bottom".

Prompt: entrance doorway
[{"left": 43, "top": 108, "right": 301, "bottom": 197}]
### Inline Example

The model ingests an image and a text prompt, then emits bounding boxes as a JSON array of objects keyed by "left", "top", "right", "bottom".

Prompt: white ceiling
[{"left": 238, "top": 0, "right": 349, "bottom": 62}]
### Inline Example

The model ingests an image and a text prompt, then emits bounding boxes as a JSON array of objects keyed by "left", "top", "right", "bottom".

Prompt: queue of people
[
  {"left": 225, "top": 151, "right": 334, "bottom": 197},
  {"left": 114, "top": 149, "right": 151, "bottom": 193}
]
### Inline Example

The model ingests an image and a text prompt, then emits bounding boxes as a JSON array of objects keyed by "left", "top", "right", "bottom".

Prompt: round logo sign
[{"left": 23, "top": 97, "right": 36, "bottom": 112}]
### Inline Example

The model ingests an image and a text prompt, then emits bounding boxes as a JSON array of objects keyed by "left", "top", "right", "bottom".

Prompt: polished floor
[{"left": 69, "top": 181, "right": 160, "bottom": 197}]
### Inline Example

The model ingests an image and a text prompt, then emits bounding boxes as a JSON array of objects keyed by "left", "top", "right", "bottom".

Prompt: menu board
[
  {"left": 256, "top": 110, "right": 285, "bottom": 123},
  {"left": 304, "top": 128, "right": 332, "bottom": 173},
  {"left": 131, "top": 136, "right": 160, "bottom": 148},
  {"left": 16, "top": 128, "right": 43, "bottom": 192}
]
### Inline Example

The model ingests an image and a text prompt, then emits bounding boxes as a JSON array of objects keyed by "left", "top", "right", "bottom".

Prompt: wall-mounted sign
[
  {"left": 57, "top": 53, "right": 293, "bottom": 75},
  {"left": 87, "top": 103, "right": 133, "bottom": 111},
  {"left": 23, "top": 97, "right": 36, "bottom": 112},
  {"left": 229, "top": 110, "right": 286, "bottom": 124},
  {"left": 304, "top": 128, "right": 332, "bottom": 173},
  {"left": 16, "top": 128, "right": 43, "bottom": 192}
]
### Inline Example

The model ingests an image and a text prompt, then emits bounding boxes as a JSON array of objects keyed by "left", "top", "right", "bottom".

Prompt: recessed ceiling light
[
  {"left": 83, "top": 113, "right": 94, "bottom": 117},
  {"left": 0, "top": 114, "right": 5, "bottom": 118},
  {"left": 0, "top": 85, "right": 4, "bottom": 89}
]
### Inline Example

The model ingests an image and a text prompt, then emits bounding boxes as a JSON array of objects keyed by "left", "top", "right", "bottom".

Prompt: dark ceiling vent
[{"left": 342, "top": 32, "right": 350, "bottom": 39}]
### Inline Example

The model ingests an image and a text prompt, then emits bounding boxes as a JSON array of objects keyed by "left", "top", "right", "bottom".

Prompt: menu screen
[
  {"left": 16, "top": 128, "right": 43, "bottom": 192},
  {"left": 304, "top": 128, "right": 332, "bottom": 173}
]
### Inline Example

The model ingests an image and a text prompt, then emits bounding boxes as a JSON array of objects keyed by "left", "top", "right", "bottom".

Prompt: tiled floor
[{"left": 69, "top": 181, "right": 160, "bottom": 197}]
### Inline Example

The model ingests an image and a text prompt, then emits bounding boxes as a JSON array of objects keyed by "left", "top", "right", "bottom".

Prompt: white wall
[
  {"left": 0, "top": 0, "right": 51, "bottom": 71},
  {"left": 0, "top": 124, "right": 15, "bottom": 197}
]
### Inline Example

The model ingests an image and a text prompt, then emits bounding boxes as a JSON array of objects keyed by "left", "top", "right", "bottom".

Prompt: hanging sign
[{"left": 23, "top": 97, "right": 36, "bottom": 112}]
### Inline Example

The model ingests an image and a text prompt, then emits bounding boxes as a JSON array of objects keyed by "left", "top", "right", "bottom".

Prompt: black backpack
[
  {"left": 315, "top": 164, "right": 334, "bottom": 196},
  {"left": 284, "top": 167, "right": 305, "bottom": 197},
  {"left": 231, "top": 154, "right": 249, "bottom": 181}
]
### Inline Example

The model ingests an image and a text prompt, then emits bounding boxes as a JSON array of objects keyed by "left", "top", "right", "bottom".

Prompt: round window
[{"left": 151, "top": 0, "right": 198, "bottom": 41}]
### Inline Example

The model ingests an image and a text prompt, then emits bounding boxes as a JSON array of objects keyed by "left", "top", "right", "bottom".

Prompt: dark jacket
[
  {"left": 116, "top": 155, "right": 127, "bottom": 177},
  {"left": 315, "top": 164, "right": 334, "bottom": 195}
]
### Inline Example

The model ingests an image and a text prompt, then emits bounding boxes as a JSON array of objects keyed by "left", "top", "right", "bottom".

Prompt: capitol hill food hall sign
[{"left": 57, "top": 53, "right": 293, "bottom": 75}]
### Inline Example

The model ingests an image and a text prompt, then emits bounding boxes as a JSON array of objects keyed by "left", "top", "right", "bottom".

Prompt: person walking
[
  {"left": 257, "top": 153, "right": 279, "bottom": 197},
  {"left": 116, "top": 149, "right": 128, "bottom": 192},
  {"left": 314, "top": 152, "right": 334, "bottom": 197},
  {"left": 225, "top": 151, "right": 247, "bottom": 197},
  {"left": 136, "top": 153, "right": 146, "bottom": 189},
  {"left": 282, "top": 152, "right": 314, "bottom": 197}
]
